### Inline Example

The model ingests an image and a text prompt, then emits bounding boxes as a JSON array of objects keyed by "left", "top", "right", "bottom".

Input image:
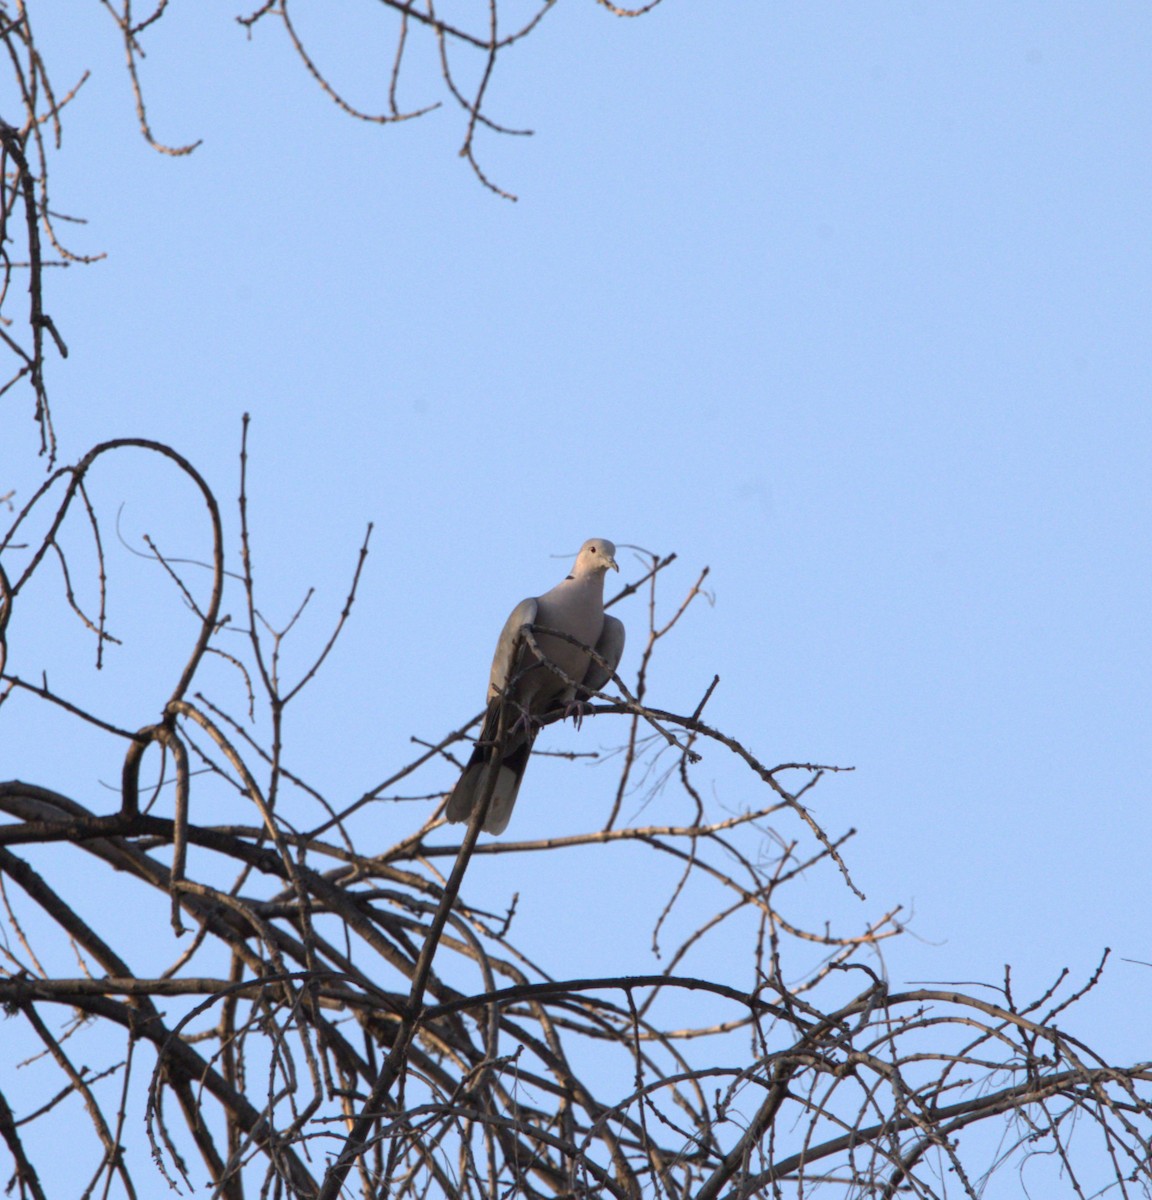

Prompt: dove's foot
[{"left": 562, "top": 697, "right": 591, "bottom": 731}]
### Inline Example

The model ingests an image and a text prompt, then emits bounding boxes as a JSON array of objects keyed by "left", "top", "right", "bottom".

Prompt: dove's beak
[{"left": 607, "top": 555, "right": 619, "bottom": 572}]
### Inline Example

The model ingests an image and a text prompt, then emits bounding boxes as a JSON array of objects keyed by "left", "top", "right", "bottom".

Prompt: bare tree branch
[{"left": 2, "top": 430, "right": 1149, "bottom": 1197}]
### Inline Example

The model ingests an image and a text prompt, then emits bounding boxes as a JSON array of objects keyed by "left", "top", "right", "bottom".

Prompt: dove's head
[{"left": 574, "top": 538, "right": 619, "bottom": 577}]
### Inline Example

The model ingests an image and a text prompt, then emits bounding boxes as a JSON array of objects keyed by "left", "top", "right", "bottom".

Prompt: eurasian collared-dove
[{"left": 446, "top": 538, "right": 626, "bottom": 835}]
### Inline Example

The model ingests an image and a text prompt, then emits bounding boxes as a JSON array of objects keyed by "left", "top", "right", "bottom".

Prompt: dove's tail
[{"left": 446, "top": 733, "right": 532, "bottom": 835}]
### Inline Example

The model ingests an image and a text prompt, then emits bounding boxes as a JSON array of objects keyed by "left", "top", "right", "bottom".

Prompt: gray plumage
[{"left": 446, "top": 538, "right": 625, "bottom": 835}]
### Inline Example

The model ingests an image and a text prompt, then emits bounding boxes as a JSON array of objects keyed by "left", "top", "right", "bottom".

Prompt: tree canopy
[{"left": 1, "top": 6, "right": 1150, "bottom": 1198}]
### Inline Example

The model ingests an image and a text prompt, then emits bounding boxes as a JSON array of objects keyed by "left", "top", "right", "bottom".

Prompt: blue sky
[{"left": 2, "top": 3, "right": 1151, "bottom": 1191}]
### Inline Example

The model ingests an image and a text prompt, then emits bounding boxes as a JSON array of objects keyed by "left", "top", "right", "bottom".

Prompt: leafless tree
[
  {"left": 2, "top": 422, "right": 1151, "bottom": 1198},
  {"left": 2, "top": 6, "right": 1151, "bottom": 1199}
]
